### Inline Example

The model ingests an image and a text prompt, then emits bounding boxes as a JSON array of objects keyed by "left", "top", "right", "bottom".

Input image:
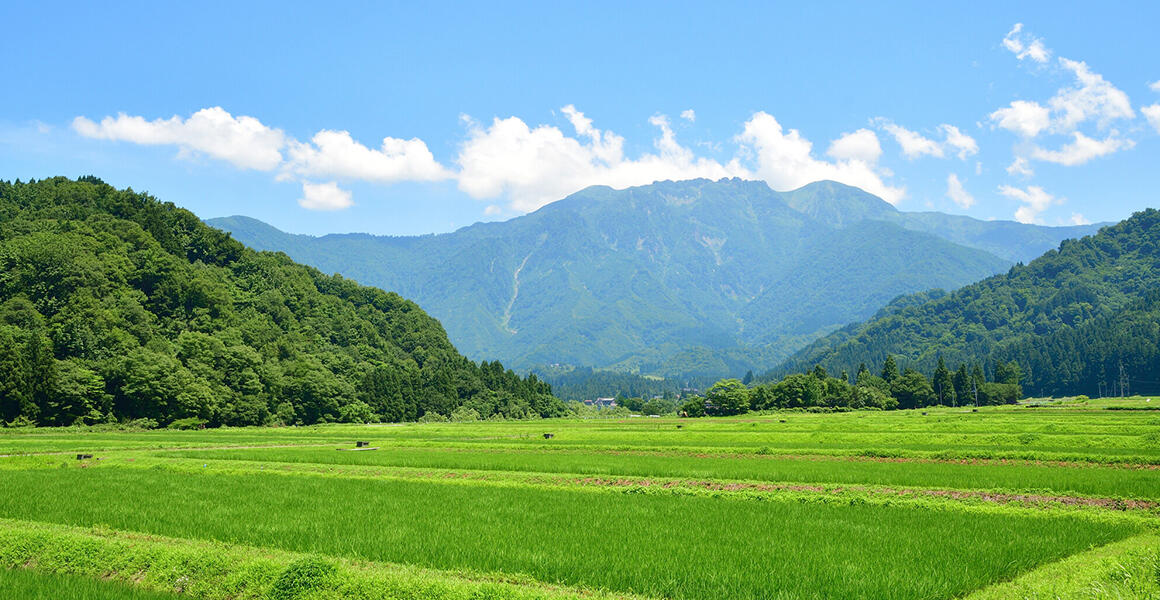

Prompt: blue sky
[{"left": 2, "top": 1, "right": 1158, "bottom": 235}]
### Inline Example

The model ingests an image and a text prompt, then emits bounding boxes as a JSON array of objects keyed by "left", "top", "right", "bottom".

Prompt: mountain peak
[{"left": 781, "top": 180, "right": 897, "bottom": 227}]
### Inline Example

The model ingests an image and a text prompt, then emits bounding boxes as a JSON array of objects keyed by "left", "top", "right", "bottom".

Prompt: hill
[
  {"left": 0, "top": 176, "right": 561, "bottom": 427},
  {"left": 771, "top": 209, "right": 1160, "bottom": 397},
  {"left": 211, "top": 179, "right": 1099, "bottom": 377}
]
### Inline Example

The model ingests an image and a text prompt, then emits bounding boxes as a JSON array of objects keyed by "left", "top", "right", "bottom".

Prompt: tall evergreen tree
[
  {"left": 932, "top": 356, "right": 953, "bottom": 406},
  {"left": 881, "top": 355, "right": 899, "bottom": 384}
]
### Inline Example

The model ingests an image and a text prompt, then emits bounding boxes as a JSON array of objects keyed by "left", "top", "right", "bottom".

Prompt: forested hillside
[
  {"left": 211, "top": 178, "right": 1075, "bottom": 377},
  {"left": 773, "top": 209, "right": 1160, "bottom": 397},
  {"left": 0, "top": 177, "right": 561, "bottom": 427}
]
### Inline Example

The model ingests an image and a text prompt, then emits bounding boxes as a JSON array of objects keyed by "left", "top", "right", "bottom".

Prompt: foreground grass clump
[{"left": 0, "top": 467, "right": 1141, "bottom": 600}]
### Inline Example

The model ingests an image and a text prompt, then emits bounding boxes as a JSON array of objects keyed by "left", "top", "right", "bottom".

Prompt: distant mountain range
[
  {"left": 209, "top": 179, "right": 1102, "bottom": 377},
  {"left": 771, "top": 208, "right": 1160, "bottom": 397}
]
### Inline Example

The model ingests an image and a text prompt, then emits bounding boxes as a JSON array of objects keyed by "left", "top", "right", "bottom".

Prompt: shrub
[
  {"left": 268, "top": 556, "right": 338, "bottom": 600},
  {"left": 167, "top": 417, "right": 207, "bottom": 430}
]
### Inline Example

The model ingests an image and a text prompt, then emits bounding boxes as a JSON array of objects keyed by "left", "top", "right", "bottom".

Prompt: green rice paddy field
[{"left": 2, "top": 400, "right": 1158, "bottom": 599}]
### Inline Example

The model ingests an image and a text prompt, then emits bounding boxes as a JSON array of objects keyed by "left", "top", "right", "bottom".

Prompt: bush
[
  {"left": 418, "top": 411, "right": 448, "bottom": 423},
  {"left": 124, "top": 417, "right": 159, "bottom": 430},
  {"left": 167, "top": 417, "right": 207, "bottom": 430},
  {"left": 268, "top": 556, "right": 338, "bottom": 600},
  {"left": 450, "top": 406, "right": 481, "bottom": 422}
]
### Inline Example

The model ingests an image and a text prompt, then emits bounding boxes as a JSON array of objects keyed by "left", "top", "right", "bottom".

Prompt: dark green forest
[
  {"left": 0, "top": 177, "right": 563, "bottom": 427},
  {"left": 772, "top": 209, "right": 1160, "bottom": 398}
]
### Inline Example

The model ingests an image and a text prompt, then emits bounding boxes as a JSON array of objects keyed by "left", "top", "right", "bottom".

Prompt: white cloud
[
  {"left": 455, "top": 107, "right": 744, "bottom": 212},
  {"left": 298, "top": 181, "right": 353, "bottom": 211},
  {"left": 738, "top": 112, "right": 904, "bottom": 204},
  {"left": 880, "top": 122, "right": 944, "bottom": 159},
  {"left": 826, "top": 128, "right": 882, "bottom": 163},
  {"left": 1002, "top": 23, "right": 1050, "bottom": 63},
  {"left": 998, "top": 184, "right": 1058, "bottom": 224},
  {"left": 483, "top": 204, "right": 502, "bottom": 216},
  {"left": 1141, "top": 104, "right": 1160, "bottom": 134},
  {"left": 1069, "top": 212, "right": 1091, "bottom": 225},
  {"left": 940, "top": 124, "right": 978, "bottom": 160},
  {"left": 72, "top": 107, "right": 286, "bottom": 170},
  {"left": 1049, "top": 58, "right": 1134, "bottom": 132},
  {"left": 989, "top": 100, "right": 1051, "bottom": 138},
  {"left": 945, "top": 174, "right": 975, "bottom": 209},
  {"left": 680, "top": 109, "right": 696, "bottom": 122},
  {"left": 284, "top": 130, "right": 451, "bottom": 183},
  {"left": 74, "top": 105, "right": 906, "bottom": 214},
  {"left": 1151, "top": 80, "right": 1160, "bottom": 93},
  {"left": 1030, "top": 131, "right": 1133, "bottom": 166},
  {"left": 1007, "top": 157, "right": 1034, "bottom": 177},
  {"left": 876, "top": 120, "right": 976, "bottom": 161}
]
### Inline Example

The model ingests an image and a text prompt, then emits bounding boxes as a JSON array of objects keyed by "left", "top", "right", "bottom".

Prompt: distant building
[{"left": 583, "top": 397, "right": 618, "bottom": 408}]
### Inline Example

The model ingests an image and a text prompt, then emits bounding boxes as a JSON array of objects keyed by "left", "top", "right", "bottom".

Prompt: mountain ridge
[{"left": 210, "top": 178, "right": 1102, "bottom": 377}]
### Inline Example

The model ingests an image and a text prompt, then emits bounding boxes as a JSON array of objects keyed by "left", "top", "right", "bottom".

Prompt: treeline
[
  {"left": 531, "top": 365, "right": 711, "bottom": 404},
  {"left": 681, "top": 356, "right": 1021, "bottom": 416},
  {"left": 771, "top": 209, "right": 1160, "bottom": 397},
  {"left": 0, "top": 177, "right": 564, "bottom": 427}
]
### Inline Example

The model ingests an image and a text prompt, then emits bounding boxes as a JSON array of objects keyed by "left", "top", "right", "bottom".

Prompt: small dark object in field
[
  {"left": 922, "top": 412, "right": 927, "bottom": 415},
  {"left": 76, "top": 454, "right": 92, "bottom": 460},
  {"left": 779, "top": 419, "right": 787, "bottom": 423},
  {"left": 543, "top": 433, "right": 554, "bottom": 439},
  {"left": 676, "top": 424, "right": 683, "bottom": 429},
  {"left": 355, "top": 441, "right": 369, "bottom": 448},
  {"left": 972, "top": 408, "right": 978, "bottom": 412}
]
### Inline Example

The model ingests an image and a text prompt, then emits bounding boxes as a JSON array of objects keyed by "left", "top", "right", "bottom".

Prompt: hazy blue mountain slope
[
  {"left": 209, "top": 178, "right": 1088, "bottom": 377},
  {"left": 781, "top": 180, "right": 1103, "bottom": 263}
]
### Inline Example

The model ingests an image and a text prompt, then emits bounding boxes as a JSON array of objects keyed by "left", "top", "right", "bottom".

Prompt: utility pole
[
  {"left": 1120, "top": 362, "right": 1129, "bottom": 398},
  {"left": 972, "top": 379, "right": 978, "bottom": 407}
]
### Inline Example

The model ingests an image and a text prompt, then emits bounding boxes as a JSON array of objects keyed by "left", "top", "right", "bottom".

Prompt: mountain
[
  {"left": 210, "top": 179, "right": 1100, "bottom": 378},
  {"left": 771, "top": 209, "right": 1160, "bottom": 397},
  {"left": 0, "top": 177, "right": 561, "bottom": 427},
  {"left": 781, "top": 180, "right": 1103, "bottom": 263}
]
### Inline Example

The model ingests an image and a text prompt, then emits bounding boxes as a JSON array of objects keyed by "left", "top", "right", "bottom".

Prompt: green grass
[
  {"left": 0, "top": 466, "right": 1141, "bottom": 600},
  {"left": 2, "top": 404, "right": 1158, "bottom": 599},
  {"left": 963, "top": 533, "right": 1160, "bottom": 599},
  {"left": 0, "top": 568, "right": 180, "bottom": 599},
  {"left": 168, "top": 444, "right": 1160, "bottom": 500}
]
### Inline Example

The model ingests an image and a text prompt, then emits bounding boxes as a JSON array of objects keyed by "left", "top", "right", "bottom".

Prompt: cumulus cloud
[
  {"left": 876, "top": 120, "right": 977, "bottom": 161},
  {"left": 298, "top": 181, "right": 353, "bottom": 211},
  {"left": 945, "top": 174, "right": 975, "bottom": 209},
  {"left": 680, "top": 109, "right": 696, "bottom": 122},
  {"left": 825, "top": 128, "right": 882, "bottom": 163},
  {"left": 455, "top": 106, "right": 744, "bottom": 212},
  {"left": 72, "top": 107, "right": 286, "bottom": 170},
  {"left": 284, "top": 130, "right": 451, "bottom": 183},
  {"left": 989, "top": 100, "right": 1051, "bottom": 138},
  {"left": 1142, "top": 104, "right": 1160, "bottom": 134},
  {"left": 999, "top": 184, "right": 1059, "bottom": 224},
  {"left": 1007, "top": 157, "right": 1034, "bottom": 177},
  {"left": 1029, "top": 131, "right": 1133, "bottom": 166},
  {"left": 1002, "top": 23, "right": 1050, "bottom": 63},
  {"left": 738, "top": 112, "right": 904, "bottom": 204},
  {"left": 879, "top": 122, "right": 944, "bottom": 159},
  {"left": 75, "top": 105, "right": 907, "bottom": 213},
  {"left": 1049, "top": 58, "right": 1134, "bottom": 132},
  {"left": 940, "top": 125, "right": 978, "bottom": 160},
  {"left": 1069, "top": 213, "right": 1091, "bottom": 225},
  {"left": 1151, "top": 80, "right": 1160, "bottom": 93},
  {"left": 992, "top": 25, "right": 1138, "bottom": 171}
]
